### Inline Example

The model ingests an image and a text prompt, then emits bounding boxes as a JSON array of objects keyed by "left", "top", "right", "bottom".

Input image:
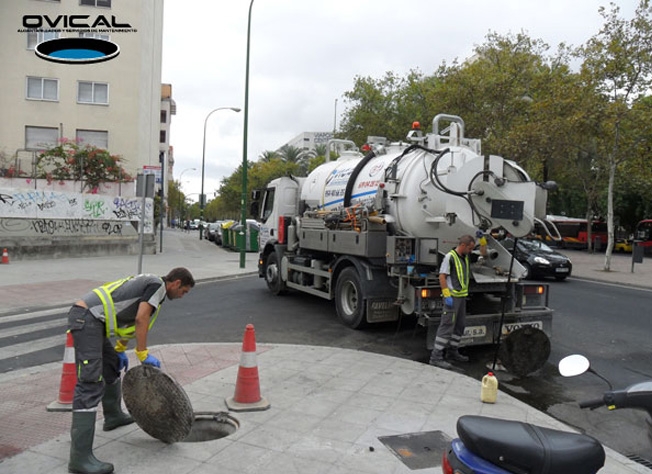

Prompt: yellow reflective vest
[
  {"left": 92, "top": 277, "right": 161, "bottom": 339},
  {"left": 447, "top": 250, "right": 470, "bottom": 297}
]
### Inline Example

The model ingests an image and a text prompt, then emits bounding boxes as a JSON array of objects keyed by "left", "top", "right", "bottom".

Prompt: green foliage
[
  {"left": 210, "top": 1, "right": 652, "bottom": 241},
  {"left": 36, "top": 138, "right": 133, "bottom": 192}
]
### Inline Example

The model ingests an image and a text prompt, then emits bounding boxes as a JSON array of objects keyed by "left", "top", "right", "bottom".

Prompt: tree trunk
[{"left": 603, "top": 158, "right": 617, "bottom": 271}]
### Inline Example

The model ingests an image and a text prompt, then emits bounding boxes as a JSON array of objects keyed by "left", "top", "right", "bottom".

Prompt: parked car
[
  {"left": 204, "top": 222, "right": 221, "bottom": 241},
  {"left": 502, "top": 237, "right": 573, "bottom": 281}
]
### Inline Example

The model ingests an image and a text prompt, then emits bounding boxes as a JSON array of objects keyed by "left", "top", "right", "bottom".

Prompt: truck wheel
[
  {"left": 265, "top": 252, "right": 287, "bottom": 295},
  {"left": 335, "top": 267, "right": 367, "bottom": 329}
]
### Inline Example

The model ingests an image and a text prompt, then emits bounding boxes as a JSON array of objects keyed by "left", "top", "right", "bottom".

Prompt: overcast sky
[{"left": 162, "top": 0, "right": 638, "bottom": 202}]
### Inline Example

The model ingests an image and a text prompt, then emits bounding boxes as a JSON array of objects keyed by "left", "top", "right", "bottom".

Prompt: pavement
[{"left": 0, "top": 229, "right": 651, "bottom": 473}]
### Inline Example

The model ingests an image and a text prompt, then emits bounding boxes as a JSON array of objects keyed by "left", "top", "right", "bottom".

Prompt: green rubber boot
[
  {"left": 102, "top": 380, "right": 134, "bottom": 431},
  {"left": 68, "top": 411, "right": 114, "bottom": 474}
]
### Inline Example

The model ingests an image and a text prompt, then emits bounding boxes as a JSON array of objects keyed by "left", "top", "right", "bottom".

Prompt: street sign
[{"left": 143, "top": 165, "right": 162, "bottom": 184}]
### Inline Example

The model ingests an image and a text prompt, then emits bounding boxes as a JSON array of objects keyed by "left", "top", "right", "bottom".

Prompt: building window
[
  {"left": 76, "top": 130, "right": 108, "bottom": 149},
  {"left": 160, "top": 130, "right": 166, "bottom": 143},
  {"left": 80, "top": 0, "right": 111, "bottom": 7},
  {"left": 79, "top": 32, "right": 110, "bottom": 41},
  {"left": 26, "top": 77, "right": 59, "bottom": 101},
  {"left": 25, "top": 126, "right": 58, "bottom": 150},
  {"left": 160, "top": 110, "right": 167, "bottom": 123},
  {"left": 77, "top": 81, "right": 108, "bottom": 105},
  {"left": 27, "top": 31, "right": 59, "bottom": 50}
]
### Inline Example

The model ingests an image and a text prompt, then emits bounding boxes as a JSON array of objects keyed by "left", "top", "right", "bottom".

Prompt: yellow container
[{"left": 481, "top": 372, "right": 498, "bottom": 403}]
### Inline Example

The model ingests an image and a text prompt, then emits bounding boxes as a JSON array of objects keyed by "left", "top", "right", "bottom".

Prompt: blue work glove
[
  {"left": 135, "top": 349, "right": 161, "bottom": 368},
  {"left": 475, "top": 230, "right": 484, "bottom": 238},
  {"left": 117, "top": 352, "right": 129, "bottom": 372},
  {"left": 142, "top": 354, "right": 161, "bottom": 368},
  {"left": 444, "top": 296, "right": 454, "bottom": 308},
  {"left": 114, "top": 340, "right": 129, "bottom": 372}
]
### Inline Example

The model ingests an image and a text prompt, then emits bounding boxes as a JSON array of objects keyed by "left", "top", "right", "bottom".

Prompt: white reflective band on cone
[
  {"left": 63, "top": 346, "right": 75, "bottom": 364},
  {"left": 239, "top": 352, "right": 258, "bottom": 368}
]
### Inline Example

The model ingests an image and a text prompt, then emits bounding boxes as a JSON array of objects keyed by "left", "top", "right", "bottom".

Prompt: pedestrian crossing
[{"left": 0, "top": 308, "right": 69, "bottom": 372}]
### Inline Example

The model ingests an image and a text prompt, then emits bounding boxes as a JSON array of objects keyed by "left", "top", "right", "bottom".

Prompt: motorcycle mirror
[{"left": 558, "top": 354, "right": 590, "bottom": 377}]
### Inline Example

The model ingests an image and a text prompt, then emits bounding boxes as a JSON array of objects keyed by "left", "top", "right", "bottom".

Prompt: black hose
[
  {"left": 491, "top": 237, "right": 518, "bottom": 371},
  {"left": 343, "top": 150, "right": 376, "bottom": 207}
]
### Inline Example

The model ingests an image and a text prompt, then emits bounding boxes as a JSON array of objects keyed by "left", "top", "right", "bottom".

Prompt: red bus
[
  {"left": 543, "top": 216, "right": 609, "bottom": 250},
  {"left": 634, "top": 219, "right": 652, "bottom": 254}
]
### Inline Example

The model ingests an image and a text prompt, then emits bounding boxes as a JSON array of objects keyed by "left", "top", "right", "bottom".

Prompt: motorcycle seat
[{"left": 457, "top": 415, "right": 605, "bottom": 474}]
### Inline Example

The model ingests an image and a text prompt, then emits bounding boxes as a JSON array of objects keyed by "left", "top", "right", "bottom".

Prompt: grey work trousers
[
  {"left": 67, "top": 305, "right": 121, "bottom": 410},
  {"left": 433, "top": 297, "right": 467, "bottom": 352}
]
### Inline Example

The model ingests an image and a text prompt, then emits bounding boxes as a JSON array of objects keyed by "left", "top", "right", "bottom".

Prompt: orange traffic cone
[
  {"left": 46, "top": 331, "right": 77, "bottom": 412},
  {"left": 1, "top": 248, "right": 8, "bottom": 264},
  {"left": 225, "top": 324, "right": 270, "bottom": 412}
]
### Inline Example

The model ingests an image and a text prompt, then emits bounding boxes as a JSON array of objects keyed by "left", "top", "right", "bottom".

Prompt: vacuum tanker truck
[{"left": 253, "top": 114, "right": 555, "bottom": 374}]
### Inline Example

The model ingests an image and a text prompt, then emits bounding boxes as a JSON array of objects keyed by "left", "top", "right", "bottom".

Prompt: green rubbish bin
[
  {"left": 222, "top": 225, "right": 231, "bottom": 248},
  {"left": 249, "top": 227, "right": 259, "bottom": 252},
  {"left": 232, "top": 225, "right": 245, "bottom": 251}
]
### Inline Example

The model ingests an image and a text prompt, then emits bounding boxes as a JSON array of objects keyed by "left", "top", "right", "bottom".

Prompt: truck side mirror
[{"left": 251, "top": 189, "right": 261, "bottom": 201}]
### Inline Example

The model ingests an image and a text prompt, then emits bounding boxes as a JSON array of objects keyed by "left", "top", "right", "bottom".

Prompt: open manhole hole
[
  {"left": 123, "top": 366, "right": 239, "bottom": 443},
  {"left": 182, "top": 412, "right": 239, "bottom": 443}
]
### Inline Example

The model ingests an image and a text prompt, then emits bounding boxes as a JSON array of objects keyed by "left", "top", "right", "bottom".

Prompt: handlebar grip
[{"left": 579, "top": 398, "right": 605, "bottom": 409}]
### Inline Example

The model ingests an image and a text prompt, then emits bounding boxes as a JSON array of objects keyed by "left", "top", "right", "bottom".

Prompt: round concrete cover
[{"left": 122, "top": 365, "right": 193, "bottom": 443}]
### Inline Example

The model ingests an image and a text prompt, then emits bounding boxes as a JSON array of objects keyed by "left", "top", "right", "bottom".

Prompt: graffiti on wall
[
  {"left": 0, "top": 217, "right": 135, "bottom": 237},
  {"left": 0, "top": 187, "right": 153, "bottom": 236}
]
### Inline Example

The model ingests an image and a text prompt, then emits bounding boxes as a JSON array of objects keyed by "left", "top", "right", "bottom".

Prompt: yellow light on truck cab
[{"left": 421, "top": 289, "right": 431, "bottom": 298}]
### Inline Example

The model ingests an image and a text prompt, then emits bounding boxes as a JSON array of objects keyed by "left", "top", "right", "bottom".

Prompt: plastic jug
[{"left": 481, "top": 372, "right": 498, "bottom": 403}]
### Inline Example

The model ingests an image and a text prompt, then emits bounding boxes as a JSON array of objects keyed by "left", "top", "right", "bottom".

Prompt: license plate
[
  {"left": 463, "top": 325, "right": 487, "bottom": 338},
  {"left": 502, "top": 320, "right": 543, "bottom": 335},
  {"left": 555, "top": 267, "right": 569, "bottom": 273}
]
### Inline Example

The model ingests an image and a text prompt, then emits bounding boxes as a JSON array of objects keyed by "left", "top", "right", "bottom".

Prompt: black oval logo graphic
[{"left": 35, "top": 37, "right": 120, "bottom": 64}]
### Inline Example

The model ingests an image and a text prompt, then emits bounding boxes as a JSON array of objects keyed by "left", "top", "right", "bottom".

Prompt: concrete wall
[{"left": 0, "top": 185, "right": 155, "bottom": 261}]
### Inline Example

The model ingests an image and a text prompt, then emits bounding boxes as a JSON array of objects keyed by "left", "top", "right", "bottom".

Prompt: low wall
[
  {"left": 0, "top": 186, "right": 155, "bottom": 261},
  {"left": 0, "top": 218, "right": 156, "bottom": 261}
]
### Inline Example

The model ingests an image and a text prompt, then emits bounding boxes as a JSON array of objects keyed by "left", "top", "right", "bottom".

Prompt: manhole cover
[
  {"left": 499, "top": 326, "right": 550, "bottom": 376},
  {"left": 379, "top": 430, "right": 451, "bottom": 470},
  {"left": 122, "top": 365, "right": 194, "bottom": 443}
]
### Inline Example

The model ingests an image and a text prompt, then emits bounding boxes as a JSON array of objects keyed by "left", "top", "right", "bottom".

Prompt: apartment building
[{"left": 0, "top": 0, "right": 165, "bottom": 183}]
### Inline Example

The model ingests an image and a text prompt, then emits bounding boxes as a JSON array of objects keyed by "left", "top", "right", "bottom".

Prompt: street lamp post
[
  {"left": 200, "top": 106, "right": 241, "bottom": 240},
  {"left": 240, "top": 0, "right": 254, "bottom": 267},
  {"left": 177, "top": 167, "right": 196, "bottom": 227}
]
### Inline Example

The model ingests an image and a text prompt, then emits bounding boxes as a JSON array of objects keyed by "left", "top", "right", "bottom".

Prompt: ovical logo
[
  {"left": 35, "top": 37, "right": 120, "bottom": 64},
  {"left": 21, "top": 14, "right": 133, "bottom": 65}
]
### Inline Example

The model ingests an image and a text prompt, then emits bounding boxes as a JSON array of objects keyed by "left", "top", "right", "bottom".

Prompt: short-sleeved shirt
[{"left": 82, "top": 274, "right": 167, "bottom": 326}]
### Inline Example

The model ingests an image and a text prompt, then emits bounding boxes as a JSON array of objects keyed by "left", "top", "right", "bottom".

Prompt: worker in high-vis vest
[
  {"left": 430, "top": 234, "right": 487, "bottom": 370},
  {"left": 66, "top": 267, "right": 195, "bottom": 474}
]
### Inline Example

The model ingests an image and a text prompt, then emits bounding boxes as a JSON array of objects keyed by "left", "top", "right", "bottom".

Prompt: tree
[
  {"left": 277, "top": 144, "right": 310, "bottom": 176},
  {"left": 36, "top": 138, "right": 133, "bottom": 192},
  {"left": 577, "top": 1, "right": 652, "bottom": 269},
  {"left": 258, "top": 150, "right": 279, "bottom": 162}
]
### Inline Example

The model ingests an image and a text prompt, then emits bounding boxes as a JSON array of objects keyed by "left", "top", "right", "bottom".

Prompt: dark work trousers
[
  {"left": 433, "top": 297, "right": 467, "bottom": 352},
  {"left": 67, "top": 305, "right": 121, "bottom": 411}
]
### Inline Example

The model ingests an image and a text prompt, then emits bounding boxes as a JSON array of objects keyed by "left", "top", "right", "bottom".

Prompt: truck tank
[{"left": 301, "top": 115, "right": 547, "bottom": 242}]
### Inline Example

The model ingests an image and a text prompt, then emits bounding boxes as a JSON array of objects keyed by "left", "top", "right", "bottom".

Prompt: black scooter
[{"left": 442, "top": 354, "right": 652, "bottom": 473}]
